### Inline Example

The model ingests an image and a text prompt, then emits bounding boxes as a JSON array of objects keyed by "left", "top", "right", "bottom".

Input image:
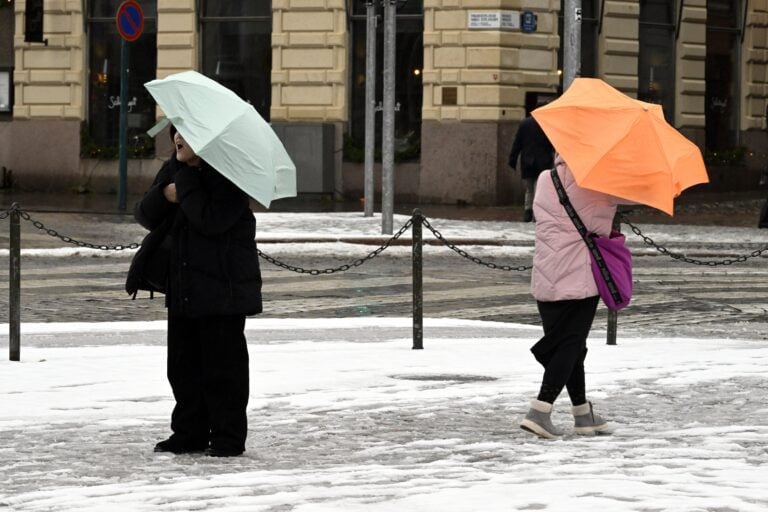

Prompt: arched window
[
  {"left": 200, "top": 2, "right": 272, "bottom": 120},
  {"left": 86, "top": 0, "right": 157, "bottom": 156},
  {"left": 639, "top": 0, "right": 676, "bottom": 122},
  {"left": 348, "top": 0, "right": 423, "bottom": 160}
]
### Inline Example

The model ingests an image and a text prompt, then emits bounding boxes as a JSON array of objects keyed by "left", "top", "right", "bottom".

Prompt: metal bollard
[
  {"left": 9, "top": 203, "right": 20, "bottom": 361},
  {"left": 412, "top": 209, "right": 423, "bottom": 349},
  {"left": 606, "top": 310, "right": 617, "bottom": 345},
  {"left": 606, "top": 213, "right": 620, "bottom": 346}
]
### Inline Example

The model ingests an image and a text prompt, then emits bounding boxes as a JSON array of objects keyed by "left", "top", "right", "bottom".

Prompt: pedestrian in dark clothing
[
  {"left": 508, "top": 116, "right": 555, "bottom": 222},
  {"left": 126, "top": 125, "right": 262, "bottom": 457}
]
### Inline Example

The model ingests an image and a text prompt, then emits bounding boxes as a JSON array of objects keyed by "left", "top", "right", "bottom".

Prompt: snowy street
[
  {"left": 2, "top": 319, "right": 768, "bottom": 511},
  {"left": 2, "top": 212, "right": 768, "bottom": 510}
]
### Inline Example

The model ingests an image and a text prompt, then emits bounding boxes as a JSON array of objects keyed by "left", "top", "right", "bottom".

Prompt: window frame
[
  {"left": 198, "top": 0, "right": 273, "bottom": 120},
  {"left": 638, "top": 0, "right": 677, "bottom": 123},
  {"left": 84, "top": 1, "right": 158, "bottom": 157},
  {"left": 0, "top": 67, "right": 12, "bottom": 119},
  {"left": 347, "top": 1, "right": 424, "bottom": 161}
]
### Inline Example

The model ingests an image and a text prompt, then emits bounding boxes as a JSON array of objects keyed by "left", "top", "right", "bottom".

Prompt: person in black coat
[
  {"left": 508, "top": 116, "right": 555, "bottom": 222},
  {"left": 127, "top": 125, "right": 262, "bottom": 457}
]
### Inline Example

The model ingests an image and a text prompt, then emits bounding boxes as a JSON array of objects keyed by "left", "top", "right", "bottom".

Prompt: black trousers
[
  {"left": 167, "top": 311, "right": 250, "bottom": 452},
  {"left": 531, "top": 296, "right": 599, "bottom": 405}
]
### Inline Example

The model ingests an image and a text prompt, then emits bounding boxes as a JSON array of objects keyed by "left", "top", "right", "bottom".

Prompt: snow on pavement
[{"left": 1, "top": 318, "right": 767, "bottom": 511}]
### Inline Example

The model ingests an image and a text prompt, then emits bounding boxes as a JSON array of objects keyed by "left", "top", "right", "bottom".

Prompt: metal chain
[
  {"left": 421, "top": 217, "right": 532, "bottom": 272},
  {"left": 8, "top": 203, "right": 762, "bottom": 268},
  {"left": 620, "top": 213, "right": 768, "bottom": 266},
  {"left": 257, "top": 217, "right": 415, "bottom": 274},
  {"left": 13, "top": 206, "right": 140, "bottom": 251}
]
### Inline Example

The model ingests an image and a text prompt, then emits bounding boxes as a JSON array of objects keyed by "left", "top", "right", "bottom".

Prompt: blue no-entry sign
[{"left": 116, "top": 0, "right": 144, "bottom": 42}]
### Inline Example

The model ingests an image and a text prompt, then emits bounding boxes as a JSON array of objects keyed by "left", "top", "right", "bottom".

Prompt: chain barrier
[
  {"left": 420, "top": 217, "right": 532, "bottom": 272},
  {"left": 3, "top": 205, "right": 767, "bottom": 269},
  {"left": 9, "top": 205, "right": 140, "bottom": 251},
  {"left": 619, "top": 212, "right": 768, "bottom": 266},
  {"left": 257, "top": 217, "right": 415, "bottom": 275}
]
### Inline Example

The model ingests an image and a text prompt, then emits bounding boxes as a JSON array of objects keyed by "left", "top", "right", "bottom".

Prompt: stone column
[
  {"left": 272, "top": 0, "right": 347, "bottom": 198},
  {"left": 675, "top": 0, "right": 706, "bottom": 147}
]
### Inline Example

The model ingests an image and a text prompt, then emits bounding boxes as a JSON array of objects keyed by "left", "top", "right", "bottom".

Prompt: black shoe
[
  {"left": 523, "top": 209, "right": 534, "bottom": 223},
  {"left": 205, "top": 446, "right": 244, "bottom": 457},
  {"left": 154, "top": 436, "right": 208, "bottom": 454}
]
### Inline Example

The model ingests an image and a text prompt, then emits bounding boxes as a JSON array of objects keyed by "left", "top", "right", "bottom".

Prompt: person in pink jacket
[{"left": 520, "top": 154, "right": 624, "bottom": 439}]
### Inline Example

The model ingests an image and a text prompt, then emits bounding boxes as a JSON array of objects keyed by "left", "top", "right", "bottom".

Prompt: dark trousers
[
  {"left": 531, "top": 296, "right": 599, "bottom": 405},
  {"left": 167, "top": 311, "right": 250, "bottom": 452}
]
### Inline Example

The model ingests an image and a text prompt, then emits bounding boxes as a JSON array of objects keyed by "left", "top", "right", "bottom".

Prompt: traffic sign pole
[
  {"left": 564, "top": 0, "right": 582, "bottom": 91},
  {"left": 115, "top": 0, "right": 144, "bottom": 211}
]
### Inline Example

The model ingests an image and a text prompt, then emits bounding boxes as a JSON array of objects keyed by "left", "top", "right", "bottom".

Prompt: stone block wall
[
  {"left": 423, "top": 0, "right": 559, "bottom": 123},
  {"left": 744, "top": 0, "right": 768, "bottom": 131},
  {"left": 13, "top": 0, "right": 84, "bottom": 120},
  {"left": 677, "top": 0, "right": 706, "bottom": 137},
  {"left": 271, "top": 0, "right": 347, "bottom": 122},
  {"left": 599, "top": 1, "right": 639, "bottom": 92},
  {"left": 157, "top": 0, "right": 197, "bottom": 80}
]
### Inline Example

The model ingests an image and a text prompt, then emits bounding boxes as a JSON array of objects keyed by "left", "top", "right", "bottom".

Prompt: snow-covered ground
[
  {"left": 1, "top": 212, "right": 768, "bottom": 511},
  {"left": 2, "top": 319, "right": 768, "bottom": 511}
]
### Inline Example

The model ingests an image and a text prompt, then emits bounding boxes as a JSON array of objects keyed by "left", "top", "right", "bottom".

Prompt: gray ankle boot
[
  {"left": 520, "top": 399, "right": 564, "bottom": 439},
  {"left": 572, "top": 401, "right": 610, "bottom": 435}
]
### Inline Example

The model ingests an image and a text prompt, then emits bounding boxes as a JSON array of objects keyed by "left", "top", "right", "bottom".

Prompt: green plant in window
[
  {"left": 80, "top": 124, "right": 155, "bottom": 159},
  {"left": 343, "top": 133, "right": 420, "bottom": 163},
  {"left": 343, "top": 135, "right": 366, "bottom": 163}
]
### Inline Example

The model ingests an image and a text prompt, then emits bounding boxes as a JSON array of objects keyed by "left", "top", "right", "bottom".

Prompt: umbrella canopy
[
  {"left": 532, "top": 78, "right": 708, "bottom": 215},
  {"left": 144, "top": 70, "right": 296, "bottom": 209}
]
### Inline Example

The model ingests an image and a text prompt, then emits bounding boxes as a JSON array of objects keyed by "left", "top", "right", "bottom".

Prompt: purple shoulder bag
[{"left": 550, "top": 170, "right": 633, "bottom": 311}]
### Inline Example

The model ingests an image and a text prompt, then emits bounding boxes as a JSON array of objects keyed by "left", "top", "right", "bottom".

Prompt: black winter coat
[
  {"left": 126, "top": 155, "right": 263, "bottom": 317},
  {"left": 508, "top": 116, "right": 555, "bottom": 180}
]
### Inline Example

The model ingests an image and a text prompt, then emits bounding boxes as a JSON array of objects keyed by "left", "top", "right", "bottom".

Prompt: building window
[
  {"left": 86, "top": 0, "right": 157, "bottom": 157},
  {"left": 558, "top": 0, "right": 599, "bottom": 85},
  {"left": 706, "top": 0, "right": 741, "bottom": 151},
  {"left": 348, "top": 0, "right": 424, "bottom": 161},
  {"left": 0, "top": 68, "right": 12, "bottom": 118},
  {"left": 0, "top": 2, "right": 13, "bottom": 119},
  {"left": 200, "top": 1, "right": 272, "bottom": 120},
  {"left": 639, "top": 0, "right": 676, "bottom": 122}
]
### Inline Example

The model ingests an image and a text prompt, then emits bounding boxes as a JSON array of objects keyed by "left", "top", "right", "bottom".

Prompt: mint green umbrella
[{"left": 144, "top": 70, "right": 296, "bottom": 208}]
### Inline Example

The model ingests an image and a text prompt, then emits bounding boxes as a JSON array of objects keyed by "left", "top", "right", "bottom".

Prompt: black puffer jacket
[
  {"left": 508, "top": 116, "right": 555, "bottom": 180},
  {"left": 127, "top": 155, "right": 263, "bottom": 317}
]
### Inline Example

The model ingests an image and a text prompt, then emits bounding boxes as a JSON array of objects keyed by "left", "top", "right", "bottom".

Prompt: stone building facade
[{"left": 0, "top": 0, "right": 766, "bottom": 205}]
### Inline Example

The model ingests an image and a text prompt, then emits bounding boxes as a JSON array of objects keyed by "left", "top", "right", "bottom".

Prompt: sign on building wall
[{"left": 467, "top": 11, "right": 521, "bottom": 30}]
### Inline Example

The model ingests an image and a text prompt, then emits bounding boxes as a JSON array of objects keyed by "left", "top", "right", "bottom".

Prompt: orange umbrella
[{"left": 532, "top": 78, "right": 708, "bottom": 215}]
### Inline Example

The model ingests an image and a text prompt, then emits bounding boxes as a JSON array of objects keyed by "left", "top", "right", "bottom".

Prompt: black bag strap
[{"left": 550, "top": 169, "right": 622, "bottom": 304}]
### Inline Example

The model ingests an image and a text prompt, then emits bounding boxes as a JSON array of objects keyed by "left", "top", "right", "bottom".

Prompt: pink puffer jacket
[{"left": 530, "top": 160, "right": 625, "bottom": 302}]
